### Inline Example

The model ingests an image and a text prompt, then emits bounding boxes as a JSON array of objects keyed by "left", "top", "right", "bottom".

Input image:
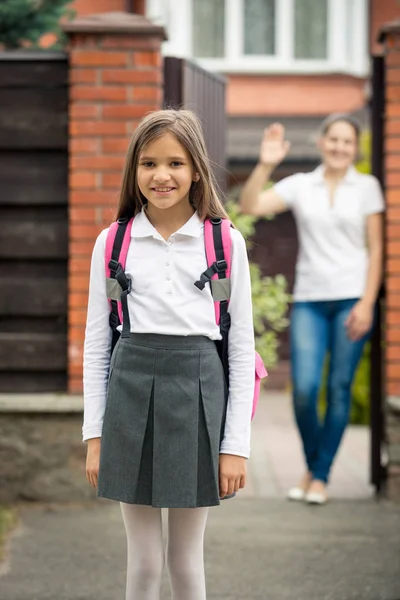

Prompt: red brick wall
[
  {"left": 66, "top": 19, "right": 164, "bottom": 393},
  {"left": 227, "top": 74, "right": 366, "bottom": 117},
  {"left": 370, "top": 0, "right": 400, "bottom": 55},
  {"left": 71, "top": 0, "right": 126, "bottom": 17},
  {"left": 71, "top": 0, "right": 146, "bottom": 17},
  {"left": 384, "top": 33, "right": 400, "bottom": 400}
]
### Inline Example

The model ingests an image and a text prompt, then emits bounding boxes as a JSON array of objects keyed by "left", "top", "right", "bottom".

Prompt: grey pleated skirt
[{"left": 97, "top": 333, "right": 227, "bottom": 508}]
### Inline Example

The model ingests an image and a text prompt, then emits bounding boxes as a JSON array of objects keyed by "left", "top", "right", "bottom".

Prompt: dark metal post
[
  {"left": 370, "top": 54, "right": 387, "bottom": 494},
  {"left": 163, "top": 57, "right": 184, "bottom": 108}
]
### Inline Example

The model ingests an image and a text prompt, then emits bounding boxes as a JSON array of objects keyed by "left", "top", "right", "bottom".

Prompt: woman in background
[{"left": 240, "top": 114, "right": 384, "bottom": 504}]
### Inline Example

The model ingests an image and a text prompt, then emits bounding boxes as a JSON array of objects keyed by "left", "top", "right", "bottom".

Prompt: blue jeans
[{"left": 290, "top": 299, "right": 372, "bottom": 484}]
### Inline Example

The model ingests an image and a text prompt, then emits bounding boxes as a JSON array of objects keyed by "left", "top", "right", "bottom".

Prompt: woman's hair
[
  {"left": 116, "top": 109, "right": 229, "bottom": 221},
  {"left": 319, "top": 112, "right": 361, "bottom": 141}
]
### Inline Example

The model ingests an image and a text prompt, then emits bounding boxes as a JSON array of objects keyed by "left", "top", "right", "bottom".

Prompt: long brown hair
[{"left": 116, "top": 109, "right": 229, "bottom": 221}]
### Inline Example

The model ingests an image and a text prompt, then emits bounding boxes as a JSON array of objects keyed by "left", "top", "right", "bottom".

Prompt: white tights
[{"left": 120, "top": 503, "right": 209, "bottom": 600}]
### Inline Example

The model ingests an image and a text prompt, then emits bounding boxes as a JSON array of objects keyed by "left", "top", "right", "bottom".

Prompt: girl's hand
[
  {"left": 219, "top": 454, "right": 247, "bottom": 498},
  {"left": 259, "top": 123, "right": 291, "bottom": 168},
  {"left": 345, "top": 300, "right": 374, "bottom": 341},
  {"left": 86, "top": 438, "right": 101, "bottom": 489}
]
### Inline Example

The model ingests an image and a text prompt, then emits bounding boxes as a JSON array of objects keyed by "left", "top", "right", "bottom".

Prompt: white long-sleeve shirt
[{"left": 83, "top": 210, "right": 255, "bottom": 457}]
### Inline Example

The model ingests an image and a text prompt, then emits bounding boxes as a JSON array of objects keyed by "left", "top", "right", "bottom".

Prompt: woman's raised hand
[{"left": 259, "top": 123, "right": 291, "bottom": 168}]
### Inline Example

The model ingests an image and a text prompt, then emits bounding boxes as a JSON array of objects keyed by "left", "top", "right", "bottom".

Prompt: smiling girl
[
  {"left": 83, "top": 109, "right": 255, "bottom": 600},
  {"left": 240, "top": 113, "right": 384, "bottom": 505}
]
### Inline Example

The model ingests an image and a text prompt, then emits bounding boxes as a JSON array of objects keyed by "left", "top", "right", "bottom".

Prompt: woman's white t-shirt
[{"left": 273, "top": 165, "right": 385, "bottom": 302}]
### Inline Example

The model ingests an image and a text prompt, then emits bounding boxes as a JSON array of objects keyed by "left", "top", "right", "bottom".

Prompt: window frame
[{"left": 145, "top": 0, "right": 368, "bottom": 77}]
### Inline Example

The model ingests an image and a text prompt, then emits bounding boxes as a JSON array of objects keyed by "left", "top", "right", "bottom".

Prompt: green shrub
[
  {"left": 0, "top": 505, "right": 16, "bottom": 560},
  {"left": 0, "top": 0, "right": 75, "bottom": 50},
  {"left": 225, "top": 199, "right": 291, "bottom": 368},
  {"left": 356, "top": 130, "right": 372, "bottom": 175}
]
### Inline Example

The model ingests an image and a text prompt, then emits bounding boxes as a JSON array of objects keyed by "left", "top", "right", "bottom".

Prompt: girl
[
  {"left": 83, "top": 109, "right": 255, "bottom": 599},
  {"left": 240, "top": 114, "right": 384, "bottom": 505}
]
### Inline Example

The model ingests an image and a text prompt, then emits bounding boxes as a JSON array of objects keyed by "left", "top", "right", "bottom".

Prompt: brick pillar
[
  {"left": 63, "top": 12, "right": 166, "bottom": 393},
  {"left": 381, "top": 21, "right": 400, "bottom": 500}
]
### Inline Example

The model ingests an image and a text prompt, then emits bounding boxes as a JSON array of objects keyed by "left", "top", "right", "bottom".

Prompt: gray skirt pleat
[{"left": 97, "top": 333, "right": 227, "bottom": 508}]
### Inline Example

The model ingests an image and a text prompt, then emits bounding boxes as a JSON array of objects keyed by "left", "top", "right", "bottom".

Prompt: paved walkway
[
  {"left": 1, "top": 392, "right": 399, "bottom": 600},
  {"left": 245, "top": 391, "right": 373, "bottom": 500}
]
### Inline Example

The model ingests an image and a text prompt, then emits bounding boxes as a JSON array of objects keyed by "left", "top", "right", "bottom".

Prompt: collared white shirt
[
  {"left": 83, "top": 210, "right": 255, "bottom": 458},
  {"left": 274, "top": 165, "right": 385, "bottom": 301}
]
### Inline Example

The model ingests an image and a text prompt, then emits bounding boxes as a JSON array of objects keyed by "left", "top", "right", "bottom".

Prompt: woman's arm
[
  {"left": 363, "top": 213, "right": 384, "bottom": 306},
  {"left": 239, "top": 123, "right": 291, "bottom": 217},
  {"left": 345, "top": 213, "right": 384, "bottom": 341}
]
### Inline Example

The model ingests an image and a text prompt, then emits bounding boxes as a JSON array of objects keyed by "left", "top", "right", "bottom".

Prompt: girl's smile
[{"left": 151, "top": 186, "right": 177, "bottom": 196}]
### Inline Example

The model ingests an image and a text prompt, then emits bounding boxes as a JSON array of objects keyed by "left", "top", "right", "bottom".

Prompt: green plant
[
  {"left": 0, "top": 0, "right": 75, "bottom": 50},
  {"left": 356, "top": 130, "right": 372, "bottom": 174},
  {"left": 0, "top": 505, "right": 16, "bottom": 560},
  {"left": 225, "top": 199, "right": 291, "bottom": 368}
]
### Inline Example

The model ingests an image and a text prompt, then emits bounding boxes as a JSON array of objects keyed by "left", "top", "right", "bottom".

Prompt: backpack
[{"left": 104, "top": 216, "right": 267, "bottom": 420}]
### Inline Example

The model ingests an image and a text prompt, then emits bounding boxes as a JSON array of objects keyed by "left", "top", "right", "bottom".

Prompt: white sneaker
[
  {"left": 287, "top": 486, "right": 306, "bottom": 501},
  {"left": 305, "top": 491, "right": 327, "bottom": 505}
]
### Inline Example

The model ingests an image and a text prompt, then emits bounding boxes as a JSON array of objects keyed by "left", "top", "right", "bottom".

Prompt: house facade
[
  {"left": 64, "top": 1, "right": 400, "bottom": 387},
  {"left": 145, "top": 0, "right": 370, "bottom": 178},
  {"left": 69, "top": 0, "right": 400, "bottom": 178}
]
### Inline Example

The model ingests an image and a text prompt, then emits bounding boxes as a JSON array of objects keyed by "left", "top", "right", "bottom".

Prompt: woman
[{"left": 240, "top": 114, "right": 384, "bottom": 504}]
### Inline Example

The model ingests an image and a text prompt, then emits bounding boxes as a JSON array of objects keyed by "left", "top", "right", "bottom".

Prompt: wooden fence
[{"left": 0, "top": 52, "right": 69, "bottom": 392}]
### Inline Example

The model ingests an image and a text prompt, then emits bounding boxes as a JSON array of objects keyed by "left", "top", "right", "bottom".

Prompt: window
[
  {"left": 294, "top": 0, "right": 328, "bottom": 59},
  {"left": 147, "top": 0, "right": 368, "bottom": 76},
  {"left": 244, "top": 0, "right": 275, "bottom": 56},
  {"left": 192, "top": 0, "right": 225, "bottom": 58},
  {"left": 191, "top": 0, "right": 330, "bottom": 61},
  {"left": 192, "top": 0, "right": 276, "bottom": 58}
]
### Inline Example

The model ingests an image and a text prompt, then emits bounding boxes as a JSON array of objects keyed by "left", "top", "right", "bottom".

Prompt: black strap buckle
[
  {"left": 109, "top": 311, "right": 120, "bottom": 330},
  {"left": 109, "top": 259, "right": 120, "bottom": 274},
  {"left": 125, "top": 276, "right": 132, "bottom": 294},
  {"left": 215, "top": 260, "right": 227, "bottom": 272},
  {"left": 194, "top": 260, "right": 227, "bottom": 291}
]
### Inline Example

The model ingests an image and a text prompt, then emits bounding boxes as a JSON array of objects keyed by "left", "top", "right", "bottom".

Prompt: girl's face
[
  {"left": 318, "top": 121, "right": 358, "bottom": 172},
  {"left": 137, "top": 131, "right": 199, "bottom": 212}
]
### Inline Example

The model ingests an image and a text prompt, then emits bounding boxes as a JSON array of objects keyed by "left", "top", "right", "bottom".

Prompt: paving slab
[
  {"left": 0, "top": 498, "right": 399, "bottom": 600},
  {"left": 245, "top": 392, "right": 374, "bottom": 500},
  {"left": 1, "top": 392, "right": 398, "bottom": 600}
]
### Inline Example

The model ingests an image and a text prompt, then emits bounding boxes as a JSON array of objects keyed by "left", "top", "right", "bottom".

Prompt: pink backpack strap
[
  {"left": 105, "top": 221, "right": 119, "bottom": 279},
  {"left": 204, "top": 218, "right": 232, "bottom": 325},
  {"left": 203, "top": 217, "right": 268, "bottom": 421},
  {"left": 105, "top": 217, "right": 134, "bottom": 324}
]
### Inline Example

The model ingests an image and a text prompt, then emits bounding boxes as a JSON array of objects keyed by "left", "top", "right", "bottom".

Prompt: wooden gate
[
  {"left": 370, "top": 55, "right": 387, "bottom": 492},
  {"left": 0, "top": 52, "right": 69, "bottom": 393},
  {"left": 163, "top": 57, "right": 227, "bottom": 191}
]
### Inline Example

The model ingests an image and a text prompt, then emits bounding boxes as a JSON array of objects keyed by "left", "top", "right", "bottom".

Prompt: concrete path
[
  {"left": 246, "top": 392, "right": 374, "bottom": 500},
  {"left": 1, "top": 393, "right": 399, "bottom": 600}
]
